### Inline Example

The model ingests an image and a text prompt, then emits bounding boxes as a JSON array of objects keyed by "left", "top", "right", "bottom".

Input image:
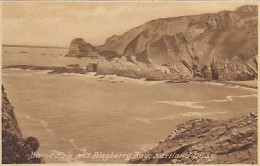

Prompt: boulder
[{"left": 86, "top": 63, "right": 98, "bottom": 72}]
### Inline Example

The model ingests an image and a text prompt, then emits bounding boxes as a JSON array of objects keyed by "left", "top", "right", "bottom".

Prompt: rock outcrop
[
  {"left": 68, "top": 5, "right": 257, "bottom": 81},
  {"left": 48, "top": 64, "right": 86, "bottom": 74},
  {"left": 65, "top": 38, "right": 98, "bottom": 58},
  {"left": 2, "top": 86, "right": 43, "bottom": 164},
  {"left": 4, "top": 64, "right": 86, "bottom": 75},
  {"left": 86, "top": 63, "right": 99, "bottom": 72},
  {"left": 129, "top": 111, "right": 257, "bottom": 164}
]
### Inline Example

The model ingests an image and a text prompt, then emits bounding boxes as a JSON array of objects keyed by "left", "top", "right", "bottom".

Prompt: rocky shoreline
[
  {"left": 3, "top": 64, "right": 86, "bottom": 75},
  {"left": 3, "top": 64, "right": 257, "bottom": 89},
  {"left": 2, "top": 86, "right": 43, "bottom": 164},
  {"left": 129, "top": 111, "right": 257, "bottom": 164}
]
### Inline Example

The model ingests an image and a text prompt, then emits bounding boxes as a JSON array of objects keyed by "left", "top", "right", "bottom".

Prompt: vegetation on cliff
[{"left": 2, "top": 86, "right": 43, "bottom": 164}]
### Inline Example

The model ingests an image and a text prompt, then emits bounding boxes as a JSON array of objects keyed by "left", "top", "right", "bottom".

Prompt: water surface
[{"left": 2, "top": 47, "right": 257, "bottom": 163}]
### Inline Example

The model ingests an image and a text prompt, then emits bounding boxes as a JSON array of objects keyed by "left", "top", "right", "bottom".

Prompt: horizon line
[{"left": 2, "top": 44, "right": 68, "bottom": 49}]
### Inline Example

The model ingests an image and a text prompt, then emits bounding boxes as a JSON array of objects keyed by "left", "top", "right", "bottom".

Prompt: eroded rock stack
[
  {"left": 129, "top": 111, "right": 257, "bottom": 164},
  {"left": 65, "top": 38, "right": 98, "bottom": 58},
  {"left": 2, "top": 86, "right": 43, "bottom": 164}
]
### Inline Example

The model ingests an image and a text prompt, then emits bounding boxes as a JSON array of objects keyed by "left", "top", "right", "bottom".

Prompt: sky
[{"left": 2, "top": 1, "right": 258, "bottom": 47}]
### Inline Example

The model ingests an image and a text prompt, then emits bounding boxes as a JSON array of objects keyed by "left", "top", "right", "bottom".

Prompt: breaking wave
[
  {"left": 200, "top": 81, "right": 257, "bottom": 91},
  {"left": 132, "top": 117, "right": 152, "bottom": 124},
  {"left": 62, "top": 138, "right": 89, "bottom": 154},
  {"left": 157, "top": 94, "right": 257, "bottom": 109},
  {"left": 157, "top": 101, "right": 204, "bottom": 109},
  {"left": 96, "top": 74, "right": 166, "bottom": 85},
  {"left": 154, "top": 111, "right": 226, "bottom": 120},
  {"left": 25, "top": 114, "right": 54, "bottom": 136}
]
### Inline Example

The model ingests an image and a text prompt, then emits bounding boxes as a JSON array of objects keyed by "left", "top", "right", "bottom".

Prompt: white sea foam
[
  {"left": 40, "top": 120, "right": 48, "bottom": 127},
  {"left": 157, "top": 94, "right": 257, "bottom": 109},
  {"left": 95, "top": 74, "right": 166, "bottom": 85},
  {"left": 205, "top": 81, "right": 257, "bottom": 91},
  {"left": 34, "top": 70, "right": 52, "bottom": 74},
  {"left": 239, "top": 86, "right": 257, "bottom": 91},
  {"left": 140, "top": 143, "right": 158, "bottom": 152},
  {"left": 193, "top": 81, "right": 257, "bottom": 91},
  {"left": 154, "top": 111, "right": 226, "bottom": 120},
  {"left": 25, "top": 114, "right": 54, "bottom": 136},
  {"left": 132, "top": 117, "right": 151, "bottom": 124},
  {"left": 3, "top": 69, "right": 50, "bottom": 76},
  {"left": 154, "top": 115, "right": 177, "bottom": 120},
  {"left": 206, "top": 94, "right": 257, "bottom": 103},
  {"left": 60, "top": 73, "right": 84, "bottom": 77},
  {"left": 157, "top": 101, "right": 204, "bottom": 109},
  {"left": 25, "top": 114, "right": 31, "bottom": 118},
  {"left": 178, "top": 111, "right": 226, "bottom": 117},
  {"left": 2, "top": 68, "right": 26, "bottom": 71},
  {"left": 222, "top": 84, "right": 257, "bottom": 92},
  {"left": 62, "top": 138, "right": 89, "bottom": 154}
]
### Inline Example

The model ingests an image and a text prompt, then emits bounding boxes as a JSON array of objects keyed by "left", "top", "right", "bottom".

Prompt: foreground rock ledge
[{"left": 129, "top": 111, "right": 257, "bottom": 164}]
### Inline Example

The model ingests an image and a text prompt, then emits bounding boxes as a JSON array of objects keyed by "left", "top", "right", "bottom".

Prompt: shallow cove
[{"left": 2, "top": 69, "right": 257, "bottom": 163}]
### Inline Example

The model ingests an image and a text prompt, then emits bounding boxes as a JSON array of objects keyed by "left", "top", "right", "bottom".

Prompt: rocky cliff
[
  {"left": 2, "top": 86, "right": 43, "bottom": 164},
  {"left": 65, "top": 38, "right": 98, "bottom": 58},
  {"left": 68, "top": 5, "right": 258, "bottom": 81},
  {"left": 129, "top": 111, "right": 257, "bottom": 164}
]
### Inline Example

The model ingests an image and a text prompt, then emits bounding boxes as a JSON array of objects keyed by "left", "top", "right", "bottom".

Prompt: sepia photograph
[{"left": 1, "top": 1, "right": 258, "bottom": 164}]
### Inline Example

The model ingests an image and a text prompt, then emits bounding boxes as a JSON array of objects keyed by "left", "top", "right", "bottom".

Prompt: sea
[{"left": 2, "top": 46, "right": 258, "bottom": 163}]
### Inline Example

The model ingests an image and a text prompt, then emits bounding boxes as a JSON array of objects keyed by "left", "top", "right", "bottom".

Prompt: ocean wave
[
  {"left": 157, "top": 101, "right": 204, "bottom": 109},
  {"left": 140, "top": 143, "right": 158, "bottom": 152},
  {"left": 25, "top": 114, "right": 31, "bottom": 118},
  {"left": 25, "top": 114, "right": 54, "bottom": 136},
  {"left": 157, "top": 94, "right": 257, "bottom": 109},
  {"left": 96, "top": 74, "right": 166, "bottom": 85},
  {"left": 132, "top": 117, "right": 152, "bottom": 124},
  {"left": 223, "top": 84, "right": 257, "bottom": 91},
  {"left": 3, "top": 69, "right": 50, "bottom": 76},
  {"left": 236, "top": 86, "right": 257, "bottom": 91},
  {"left": 62, "top": 138, "right": 89, "bottom": 154},
  {"left": 202, "top": 81, "right": 257, "bottom": 91},
  {"left": 154, "top": 111, "right": 226, "bottom": 120},
  {"left": 60, "top": 72, "right": 100, "bottom": 80},
  {"left": 154, "top": 115, "right": 177, "bottom": 120},
  {"left": 179, "top": 111, "right": 226, "bottom": 117},
  {"left": 60, "top": 73, "right": 85, "bottom": 77},
  {"left": 205, "top": 94, "right": 257, "bottom": 103},
  {"left": 33, "top": 70, "right": 52, "bottom": 74},
  {"left": 2, "top": 68, "right": 27, "bottom": 71}
]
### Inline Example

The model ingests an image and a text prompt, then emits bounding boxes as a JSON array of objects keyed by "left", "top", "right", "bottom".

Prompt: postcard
[{"left": 1, "top": 1, "right": 258, "bottom": 165}]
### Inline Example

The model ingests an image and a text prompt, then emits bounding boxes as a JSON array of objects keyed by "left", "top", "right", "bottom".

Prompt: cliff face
[
  {"left": 68, "top": 5, "right": 258, "bottom": 81},
  {"left": 129, "top": 111, "right": 257, "bottom": 164},
  {"left": 2, "top": 86, "right": 43, "bottom": 164}
]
